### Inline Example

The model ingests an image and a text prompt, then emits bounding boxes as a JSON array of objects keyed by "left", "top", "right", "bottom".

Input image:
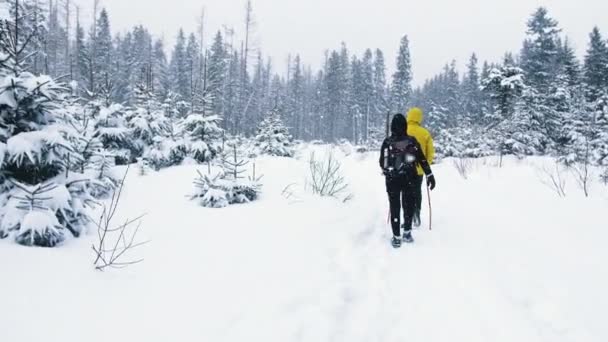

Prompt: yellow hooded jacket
[{"left": 407, "top": 108, "right": 435, "bottom": 176}]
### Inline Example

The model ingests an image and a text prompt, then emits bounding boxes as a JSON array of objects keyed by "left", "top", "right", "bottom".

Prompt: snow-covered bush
[
  {"left": 192, "top": 172, "right": 261, "bottom": 208},
  {"left": 254, "top": 109, "right": 294, "bottom": 157},
  {"left": 191, "top": 145, "right": 262, "bottom": 208},
  {"left": 143, "top": 136, "right": 188, "bottom": 170}
]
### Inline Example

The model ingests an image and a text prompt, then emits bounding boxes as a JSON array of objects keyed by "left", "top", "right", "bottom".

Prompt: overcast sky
[{"left": 72, "top": 0, "right": 608, "bottom": 86}]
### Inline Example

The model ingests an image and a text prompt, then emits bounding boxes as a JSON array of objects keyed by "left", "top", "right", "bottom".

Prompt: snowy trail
[
  {"left": 1, "top": 149, "right": 607, "bottom": 342},
  {"left": 323, "top": 155, "right": 540, "bottom": 342}
]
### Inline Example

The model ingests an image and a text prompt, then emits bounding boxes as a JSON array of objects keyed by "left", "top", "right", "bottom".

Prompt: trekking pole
[
  {"left": 387, "top": 209, "right": 391, "bottom": 225},
  {"left": 426, "top": 184, "right": 433, "bottom": 231}
]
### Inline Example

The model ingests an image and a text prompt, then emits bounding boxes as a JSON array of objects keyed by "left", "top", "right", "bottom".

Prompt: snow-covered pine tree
[
  {"left": 462, "top": 53, "right": 483, "bottom": 123},
  {"left": 520, "top": 7, "right": 561, "bottom": 92},
  {"left": 119, "top": 25, "right": 154, "bottom": 105},
  {"left": 478, "top": 61, "right": 493, "bottom": 118},
  {"left": 89, "top": 8, "right": 113, "bottom": 96},
  {"left": 551, "top": 39, "right": 582, "bottom": 155},
  {"left": 127, "top": 84, "right": 170, "bottom": 157},
  {"left": 248, "top": 53, "right": 267, "bottom": 137},
  {"left": 93, "top": 103, "right": 132, "bottom": 164},
  {"left": 287, "top": 55, "right": 305, "bottom": 140},
  {"left": 207, "top": 31, "right": 227, "bottom": 118},
  {"left": 373, "top": 49, "right": 388, "bottom": 127},
  {"left": 170, "top": 29, "right": 189, "bottom": 101},
  {"left": 152, "top": 39, "right": 171, "bottom": 99},
  {"left": 2, "top": 0, "right": 46, "bottom": 73},
  {"left": 561, "top": 89, "right": 594, "bottom": 165},
  {"left": 519, "top": 7, "right": 564, "bottom": 149},
  {"left": 481, "top": 64, "right": 525, "bottom": 119},
  {"left": 590, "top": 95, "right": 608, "bottom": 165},
  {"left": 349, "top": 55, "right": 365, "bottom": 143},
  {"left": 360, "top": 49, "right": 375, "bottom": 142},
  {"left": 254, "top": 108, "right": 294, "bottom": 157},
  {"left": 181, "top": 113, "right": 224, "bottom": 163},
  {"left": 0, "top": 6, "right": 96, "bottom": 247},
  {"left": 507, "top": 87, "right": 551, "bottom": 156},
  {"left": 309, "top": 70, "right": 325, "bottom": 140},
  {"left": 73, "top": 13, "right": 88, "bottom": 95},
  {"left": 582, "top": 27, "right": 608, "bottom": 102},
  {"left": 443, "top": 60, "right": 462, "bottom": 126},
  {"left": 426, "top": 102, "right": 449, "bottom": 133},
  {"left": 558, "top": 38, "right": 580, "bottom": 88},
  {"left": 391, "top": 35, "right": 412, "bottom": 112},
  {"left": 112, "top": 32, "right": 134, "bottom": 104},
  {"left": 323, "top": 50, "right": 342, "bottom": 141},
  {"left": 138, "top": 93, "right": 188, "bottom": 170},
  {"left": 479, "top": 63, "right": 528, "bottom": 156},
  {"left": 223, "top": 50, "right": 241, "bottom": 134},
  {"left": 185, "top": 33, "right": 201, "bottom": 106},
  {"left": 192, "top": 143, "right": 262, "bottom": 208},
  {"left": 338, "top": 43, "right": 351, "bottom": 140}
]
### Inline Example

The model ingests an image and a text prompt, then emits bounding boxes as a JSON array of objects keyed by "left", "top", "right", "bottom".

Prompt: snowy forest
[
  {"left": 0, "top": 0, "right": 607, "bottom": 248},
  {"left": 2, "top": 1, "right": 608, "bottom": 155}
]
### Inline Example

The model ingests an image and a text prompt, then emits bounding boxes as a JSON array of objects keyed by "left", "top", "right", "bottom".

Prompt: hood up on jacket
[{"left": 407, "top": 107, "right": 424, "bottom": 125}]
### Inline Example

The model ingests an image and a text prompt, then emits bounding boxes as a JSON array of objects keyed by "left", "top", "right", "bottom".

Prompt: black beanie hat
[{"left": 391, "top": 114, "right": 407, "bottom": 137}]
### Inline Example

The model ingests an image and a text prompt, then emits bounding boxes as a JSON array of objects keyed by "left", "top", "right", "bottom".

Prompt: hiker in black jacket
[{"left": 379, "top": 114, "right": 436, "bottom": 248}]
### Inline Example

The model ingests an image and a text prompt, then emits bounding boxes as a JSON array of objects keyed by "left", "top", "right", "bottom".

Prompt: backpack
[{"left": 385, "top": 137, "right": 418, "bottom": 177}]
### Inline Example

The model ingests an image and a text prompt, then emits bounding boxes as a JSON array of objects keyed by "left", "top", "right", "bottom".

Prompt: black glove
[
  {"left": 382, "top": 168, "right": 390, "bottom": 176},
  {"left": 427, "top": 174, "right": 436, "bottom": 190}
]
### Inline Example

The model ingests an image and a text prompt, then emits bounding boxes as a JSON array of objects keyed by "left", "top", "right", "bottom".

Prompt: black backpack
[{"left": 385, "top": 137, "right": 418, "bottom": 177}]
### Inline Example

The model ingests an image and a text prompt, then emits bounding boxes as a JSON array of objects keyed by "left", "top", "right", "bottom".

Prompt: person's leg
[
  {"left": 386, "top": 179, "right": 402, "bottom": 237},
  {"left": 402, "top": 179, "right": 417, "bottom": 233},
  {"left": 413, "top": 174, "right": 424, "bottom": 226}
]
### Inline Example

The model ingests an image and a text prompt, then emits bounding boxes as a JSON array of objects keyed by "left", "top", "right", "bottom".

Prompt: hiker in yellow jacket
[{"left": 406, "top": 107, "right": 435, "bottom": 227}]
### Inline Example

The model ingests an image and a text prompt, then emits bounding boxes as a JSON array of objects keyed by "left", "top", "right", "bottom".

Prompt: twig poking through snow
[
  {"left": 453, "top": 157, "right": 473, "bottom": 180},
  {"left": 538, "top": 161, "right": 568, "bottom": 198},
  {"left": 308, "top": 151, "right": 351, "bottom": 201},
  {"left": 92, "top": 166, "right": 149, "bottom": 271}
]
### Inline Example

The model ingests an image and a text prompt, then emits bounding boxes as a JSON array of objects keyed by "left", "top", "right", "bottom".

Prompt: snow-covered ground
[{"left": 1, "top": 145, "right": 607, "bottom": 342}]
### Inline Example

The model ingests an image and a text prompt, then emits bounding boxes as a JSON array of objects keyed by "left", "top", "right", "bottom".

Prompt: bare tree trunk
[
  {"left": 243, "top": 0, "right": 253, "bottom": 77},
  {"left": 14, "top": 0, "right": 20, "bottom": 73},
  {"left": 365, "top": 101, "right": 370, "bottom": 142},
  {"left": 65, "top": 0, "right": 71, "bottom": 79},
  {"left": 89, "top": 0, "right": 99, "bottom": 93}
]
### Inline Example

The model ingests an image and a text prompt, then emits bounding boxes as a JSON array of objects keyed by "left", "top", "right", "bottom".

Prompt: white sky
[{"left": 72, "top": 0, "right": 608, "bottom": 86}]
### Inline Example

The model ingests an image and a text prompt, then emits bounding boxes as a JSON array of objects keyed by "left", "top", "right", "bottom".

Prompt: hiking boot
[
  {"left": 402, "top": 231, "right": 414, "bottom": 244},
  {"left": 391, "top": 236, "right": 402, "bottom": 248}
]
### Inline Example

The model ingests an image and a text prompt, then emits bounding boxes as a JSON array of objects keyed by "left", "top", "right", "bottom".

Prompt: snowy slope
[{"left": 1, "top": 146, "right": 607, "bottom": 342}]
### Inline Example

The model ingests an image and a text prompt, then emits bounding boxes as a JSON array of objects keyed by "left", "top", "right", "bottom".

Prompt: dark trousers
[
  {"left": 413, "top": 174, "right": 424, "bottom": 221},
  {"left": 386, "top": 176, "right": 417, "bottom": 237}
]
